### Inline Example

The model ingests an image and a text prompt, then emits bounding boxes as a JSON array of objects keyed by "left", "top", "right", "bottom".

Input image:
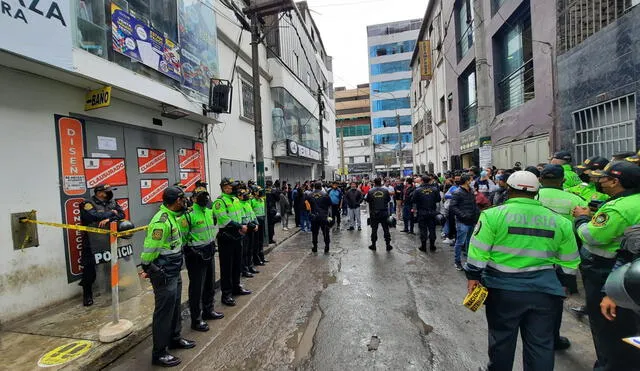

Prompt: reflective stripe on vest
[{"left": 578, "top": 223, "right": 618, "bottom": 259}]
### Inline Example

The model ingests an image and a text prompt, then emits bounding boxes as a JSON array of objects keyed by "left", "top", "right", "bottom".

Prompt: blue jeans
[
  {"left": 454, "top": 222, "right": 473, "bottom": 265},
  {"left": 443, "top": 219, "right": 450, "bottom": 236},
  {"left": 402, "top": 205, "right": 414, "bottom": 232},
  {"left": 301, "top": 211, "right": 311, "bottom": 231}
]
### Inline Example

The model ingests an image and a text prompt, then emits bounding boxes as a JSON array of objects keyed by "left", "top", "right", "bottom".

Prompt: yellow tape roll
[{"left": 463, "top": 285, "right": 489, "bottom": 312}]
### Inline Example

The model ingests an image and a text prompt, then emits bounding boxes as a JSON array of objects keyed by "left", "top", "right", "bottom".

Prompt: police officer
[
  {"left": 411, "top": 175, "right": 442, "bottom": 252},
  {"left": 401, "top": 177, "right": 416, "bottom": 234},
  {"left": 251, "top": 185, "right": 268, "bottom": 265},
  {"left": 183, "top": 187, "right": 223, "bottom": 333},
  {"left": 141, "top": 186, "right": 195, "bottom": 367},
  {"left": 213, "top": 179, "right": 251, "bottom": 307},
  {"left": 625, "top": 149, "right": 640, "bottom": 165},
  {"left": 365, "top": 178, "right": 393, "bottom": 251},
  {"left": 265, "top": 180, "right": 280, "bottom": 244},
  {"left": 80, "top": 184, "right": 125, "bottom": 306},
  {"left": 306, "top": 181, "right": 332, "bottom": 253},
  {"left": 465, "top": 171, "right": 580, "bottom": 370},
  {"left": 566, "top": 156, "right": 610, "bottom": 203},
  {"left": 238, "top": 186, "right": 260, "bottom": 277},
  {"left": 572, "top": 161, "right": 640, "bottom": 370},
  {"left": 550, "top": 150, "right": 582, "bottom": 189}
]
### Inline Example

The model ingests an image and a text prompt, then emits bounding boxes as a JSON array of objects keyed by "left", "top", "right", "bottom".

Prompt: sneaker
[
  {"left": 455, "top": 263, "right": 463, "bottom": 271},
  {"left": 442, "top": 238, "right": 453, "bottom": 244},
  {"left": 284, "top": 227, "right": 289, "bottom": 231},
  {"left": 357, "top": 226, "right": 362, "bottom": 231}
]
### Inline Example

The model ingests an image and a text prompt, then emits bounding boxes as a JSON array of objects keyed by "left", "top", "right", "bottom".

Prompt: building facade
[
  {"left": 556, "top": 0, "right": 640, "bottom": 162},
  {"left": 441, "top": 0, "right": 555, "bottom": 170},
  {"left": 0, "top": 0, "right": 334, "bottom": 322},
  {"left": 409, "top": 1, "right": 451, "bottom": 175},
  {"left": 335, "top": 84, "right": 373, "bottom": 179},
  {"left": 367, "top": 19, "right": 422, "bottom": 176}
]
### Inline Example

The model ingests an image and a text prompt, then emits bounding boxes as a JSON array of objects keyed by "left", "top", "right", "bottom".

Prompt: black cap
[
  {"left": 173, "top": 182, "right": 187, "bottom": 189},
  {"left": 612, "top": 151, "right": 636, "bottom": 160},
  {"left": 195, "top": 180, "right": 208, "bottom": 188},
  {"left": 552, "top": 151, "right": 572, "bottom": 162},
  {"left": 576, "top": 156, "right": 609, "bottom": 170},
  {"left": 591, "top": 161, "right": 640, "bottom": 188},
  {"left": 163, "top": 186, "right": 185, "bottom": 204},
  {"left": 524, "top": 166, "right": 541, "bottom": 178},
  {"left": 220, "top": 177, "right": 234, "bottom": 187},
  {"left": 540, "top": 164, "right": 564, "bottom": 180},
  {"left": 94, "top": 184, "right": 117, "bottom": 193},
  {"left": 626, "top": 149, "right": 640, "bottom": 164}
]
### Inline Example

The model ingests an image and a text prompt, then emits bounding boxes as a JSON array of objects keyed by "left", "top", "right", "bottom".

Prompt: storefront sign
[
  {"left": 179, "top": 148, "right": 201, "bottom": 170},
  {"left": 348, "top": 163, "right": 373, "bottom": 173},
  {"left": 84, "top": 86, "right": 112, "bottom": 111},
  {"left": 111, "top": 4, "right": 181, "bottom": 81},
  {"left": 286, "top": 140, "right": 320, "bottom": 161},
  {"left": 63, "top": 198, "right": 85, "bottom": 277},
  {"left": 57, "top": 116, "right": 87, "bottom": 196},
  {"left": 419, "top": 40, "right": 432, "bottom": 81},
  {"left": 0, "top": 0, "right": 72, "bottom": 70},
  {"left": 180, "top": 172, "right": 201, "bottom": 192},
  {"left": 137, "top": 148, "right": 168, "bottom": 174},
  {"left": 116, "top": 198, "right": 130, "bottom": 220},
  {"left": 178, "top": 0, "right": 220, "bottom": 99},
  {"left": 140, "top": 179, "right": 168, "bottom": 204},
  {"left": 84, "top": 158, "right": 127, "bottom": 188}
]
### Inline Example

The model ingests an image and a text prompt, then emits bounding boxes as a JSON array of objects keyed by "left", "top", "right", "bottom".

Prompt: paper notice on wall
[
  {"left": 479, "top": 146, "right": 492, "bottom": 169},
  {"left": 179, "top": 148, "right": 200, "bottom": 170},
  {"left": 84, "top": 158, "right": 128, "bottom": 188},
  {"left": 137, "top": 148, "right": 168, "bottom": 174},
  {"left": 97, "top": 136, "right": 118, "bottom": 151}
]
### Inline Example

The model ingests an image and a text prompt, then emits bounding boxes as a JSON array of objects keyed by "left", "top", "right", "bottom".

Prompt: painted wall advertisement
[
  {"left": 111, "top": 4, "right": 181, "bottom": 81},
  {"left": 178, "top": 0, "right": 220, "bottom": 98},
  {"left": 0, "top": 1, "right": 73, "bottom": 70}
]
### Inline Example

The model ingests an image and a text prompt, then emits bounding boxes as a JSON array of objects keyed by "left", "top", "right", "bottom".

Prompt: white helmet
[{"left": 506, "top": 170, "right": 540, "bottom": 193}]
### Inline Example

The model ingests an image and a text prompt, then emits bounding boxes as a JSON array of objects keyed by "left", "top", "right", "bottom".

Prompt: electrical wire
[{"left": 283, "top": 15, "right": 326, "bottom": 99}]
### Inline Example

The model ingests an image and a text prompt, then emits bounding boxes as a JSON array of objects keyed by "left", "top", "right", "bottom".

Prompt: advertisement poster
[
  {"left": 180, "top": 172, "right": 202, "bottom": 192},
  {"left": 63, "top": 198, "right": 85, "bottom": 277},
  {"left": 179, "top": 148, "right": 201, "bottom": 170},
  {"left": 111, "top": 4, "right": 181, "bottom": 81},
  {"left": 194, "top": 142, "right": 206, "bottom": 182},
  {"left": 141, "top": 179, "right": 169, "bottom": 205},
  {"left": 137, "top": 148, "right": 168, "bottom": 174},
  {"left": 178, "top": 0, "right": 220, "bottom": 98},
  {"left": 116, "top": 198, "right": 130, "bottom": 220},
  {"left": 84, "top": 158, "right": 128, "bottom": 188},
  {"left": 0, "top": 0, "right": 73, "bottom": 70}
]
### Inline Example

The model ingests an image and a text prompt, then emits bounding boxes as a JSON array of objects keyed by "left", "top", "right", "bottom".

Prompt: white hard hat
[{"left": 506, "top": 170, "right": 540, "bottom": 192}]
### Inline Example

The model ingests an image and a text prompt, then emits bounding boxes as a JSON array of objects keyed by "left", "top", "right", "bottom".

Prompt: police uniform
[
  {"left": 575, "top": 162, "right": 640, "bottom": 370},
  {"left": 306, "top": 186, "right": 331, "bottom": 253},
  {"left": 265, "top": 181, "right": 280, "bottom": 244},
  {"left": 551, "top": 151, "right": 582, "bottom": 189},
  {"left": 465, "top": 171, "right": 580, "bottom": 370},
  {"left": 537, "top": 165, "right": 589, "bottom": 221},
  {"left": 213, "top": 179, "right": 251, "bottom": 306},
  {"left": 365, "top": 184, "right": 392, "bottom": 251},
  {"left": 183, "top": 187, "right": 222, "bottom": 332},
  {"left": 238, "top": 188, "right": 259, "bottom": 276},
  {"left": 251, "top": 186, "right": 267, "bottom": 265},
  {"left": 410, "top": 179, "right": 442, "bottom": 252},
  {"left": 566, "top": 156, "right": 610, "bottom": 204},
  {"left": 141, "top": 187, "right": 194, "bottom": 367},
  {"left": 79, "top": 184, "right": 125, "bottom": 306}
]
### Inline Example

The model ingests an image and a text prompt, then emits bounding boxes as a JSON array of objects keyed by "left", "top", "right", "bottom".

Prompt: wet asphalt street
[{"left": 105, "top": 209, "right": 596, "bottom": 371}]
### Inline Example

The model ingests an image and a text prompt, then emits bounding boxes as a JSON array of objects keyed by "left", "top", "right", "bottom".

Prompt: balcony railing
[{"left": 497, "top": 59, "right": 535, "bottom": 113}]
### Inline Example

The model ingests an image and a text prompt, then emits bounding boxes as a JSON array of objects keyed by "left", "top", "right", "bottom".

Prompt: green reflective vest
[
  {"left": 577, "top": 193, "right": 640, "bottom": 259},
  {"left": 212, "top": 193, "right": 243, "bottom": 228},
  {"left": 468, "top": 198, "right": 580, "bottom": 275},
  {"left": 566, "top": 182, "right": 609, "bottom": 202},
  {"left": 185, "top": 204, "right": 216, "bottom": 247},
  {"left": 562, "top": 164, "right": 582, "bottom": 189},
  {"left": 141, "top": 204, "right": 185, "bottom": 264},
  {"left": 251, "top": 197, "right": 266, "bottom": 217},
  {"left": 537, "top": 187, "right": 588, "bottom": 221},
  {"left": 240, "top": 199, "right": 257, "bottom": 223}
]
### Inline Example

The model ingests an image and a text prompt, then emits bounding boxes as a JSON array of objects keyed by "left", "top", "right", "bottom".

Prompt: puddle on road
[{"left": 293, "top": 307, "right": 323, "bottom": 365}]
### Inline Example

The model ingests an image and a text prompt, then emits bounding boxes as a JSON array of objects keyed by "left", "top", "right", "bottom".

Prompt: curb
[{"left": 84, "top": 230, "right": 300, "bottom": 370}]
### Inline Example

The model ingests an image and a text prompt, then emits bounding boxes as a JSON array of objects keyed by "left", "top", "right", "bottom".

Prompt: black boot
[
  {"left": 312, "top": 245, "right": 318, "bottom": 253},
  {"left": 419, "top": 242, "right": 427, "bottom": 252},
  {"left": 429, "top": 242, "right": 436, "bottom": 252},
  {"left": 82, "top": 286, "right": 93, "bottom": 307},
  {"left": 386, "top": 243, "right": 393, "bottom": 251},
  {"left": 368, "top": 244, "right": 376, "bottom": 251}
]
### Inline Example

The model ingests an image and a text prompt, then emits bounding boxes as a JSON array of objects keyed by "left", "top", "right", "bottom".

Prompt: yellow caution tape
[
  {"left": 19, "top": 217, "right": 148, "bottom": 238},
  {"left": 463, "top": 285, "right": 489, "bottom": 312}
]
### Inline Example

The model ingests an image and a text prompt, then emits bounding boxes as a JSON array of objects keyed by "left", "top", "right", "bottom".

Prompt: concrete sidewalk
[{"left": 1, "top": 228, "right": 299, "bottom": 371}]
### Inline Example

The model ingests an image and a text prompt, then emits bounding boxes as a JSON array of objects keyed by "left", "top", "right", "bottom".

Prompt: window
[
  {"left": 337, "top": 125, "right": 372, "bottom": 137},
  {"left": 447, "top": 93, "right": 453, "bottom": 111},
  {"left": 366, "top": 19, "right": 422, "bottom": 37},
  {"left": 241, "top": 77, "right": 255, "bottom": 121},
  {"left": 365, "top": 156, "right": 371, "bottom": 162},
  {"left": 349, "top": 157, "right": 355, "bottom": 164},
  {"left": 372, "top": 115, "right": 412, "bottom": 128},
  {"left": 373, "top": 133, "right": 413, "bottom": 145},
  {"left": 574, "top": 94, "right": 636, "bottom": 163},
  {"left": 459, "top": 65, "right": 477, "bottom": 132},
  {"left": 492, "top": 0, "right": 507, "bottom": 15},
  {"left": 370, "top": 79, "right": 412, "bottom": 93},
  {"left": 439, "top": 96, "right": 446, "bottom": 122},
  {"left": 456, "top": 0, "right": 474, "bottom": 59},
  {"left": 372, "top": 97, "right": 411, "bottom": 111},
  {"left": 369, "top": 40, "right": 416, "bottom": 57},
  {"left": 495, "top": 2, "right": 534, "bottom": 113},
  {"left": 370, "top": 60, "right": 411, "bottom": 75}
]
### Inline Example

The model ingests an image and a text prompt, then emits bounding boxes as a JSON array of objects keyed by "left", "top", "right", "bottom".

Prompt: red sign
[
  {"left": 179, "top": 148, "right": 200, "bottom": 170},
  {"left": 116, "top": 198, "right": 130, "bottom": 220},
  {"left": 84, "top": 158, "right": 128, "bottom": 188},
  {"left": 180, "top": 172, "right": 201, "bottom": 192},
  {"left": 64, "top": 198, "right": 85, "bottom": 276},
  {"left": 58, "top": 117, "right": 87, "bottom": 196},
  {"left": 141, "top": 179, "right": 168, "bottom": 204},
  {"left": 194, "top": 142, "right": 206, "bottom": 182},
  {"left": 137, "top": 148, "right": 168, "bottom": 174}
]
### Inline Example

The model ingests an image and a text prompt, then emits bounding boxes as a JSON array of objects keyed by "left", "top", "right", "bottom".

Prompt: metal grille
[
  {"left": 573, "top": 94, "right": 636, "bottom": 163},
  {"left": 498, "top": 59, "right": 535, "bottom": 113}
]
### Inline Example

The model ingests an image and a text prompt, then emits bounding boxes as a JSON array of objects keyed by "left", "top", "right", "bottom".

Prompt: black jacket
[
  {"left": 411, "top": 184, "right": 441, "bottom": 216},
  {"left": 493, "top": 187, "right": 508, "bottom": 206},
  {"left": 366, "top": 187, "right": 391, "bottom": 216},
  {"left": 344, "top": 188, "right": 364, "bottom": 208},
  {"left": 449, "top": 186, "right": 480, "bottom": 225},
  {"left": 306, "top": 190, "right": 331, "bottom": 219}
]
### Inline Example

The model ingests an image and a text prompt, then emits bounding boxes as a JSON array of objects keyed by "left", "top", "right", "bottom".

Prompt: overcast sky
[{"left": 304, "top": 0, "right": 429, "bottom": 89}]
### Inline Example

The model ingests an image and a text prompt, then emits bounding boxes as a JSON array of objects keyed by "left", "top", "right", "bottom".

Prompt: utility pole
[
  {"left": 318, "top": 87, "right": 326, "bottom": 180},
  {"left": 473, "top": 0, "right": 493, "bottom": 168},
  {"left": 250, "top": 12, "right": 265, "bottom": 187},
  {"left": 396, "top": 113, "right": 402, "bottom": 177},
  {"left": 339, "top": 128, "right": 345, "bottom": 181}
]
